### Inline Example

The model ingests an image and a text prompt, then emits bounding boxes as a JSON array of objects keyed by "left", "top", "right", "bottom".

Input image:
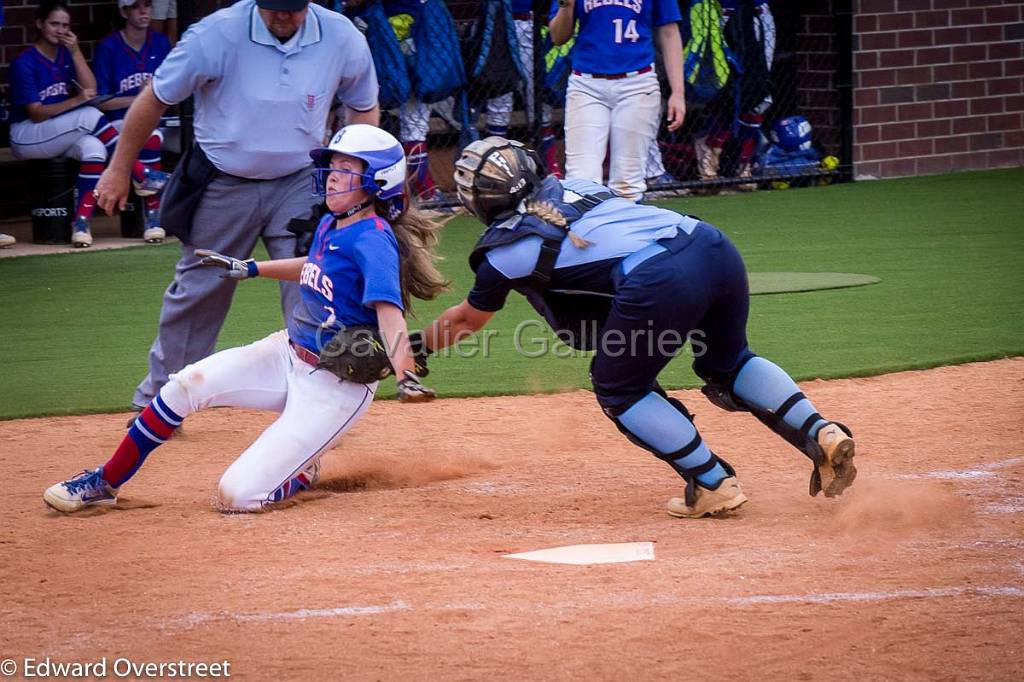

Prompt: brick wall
[
  {"left": 853, "top": 0, "right": 1024, "bottom": 178},
  {"left": 790, "top": 1, "right": 845, "bottom": 156}
]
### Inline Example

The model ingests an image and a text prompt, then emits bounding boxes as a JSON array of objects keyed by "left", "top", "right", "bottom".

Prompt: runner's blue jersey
[{"left": 287, "top": 214, "right": 404, "bottom": 353}]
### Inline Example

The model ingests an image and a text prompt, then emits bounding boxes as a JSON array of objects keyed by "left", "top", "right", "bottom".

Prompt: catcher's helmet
[
  {"left": 453, "top": 136, "right": 544, "bottom": 224},
  {"left": 310, "top": 124, "right": 407, "bottom": 218}
]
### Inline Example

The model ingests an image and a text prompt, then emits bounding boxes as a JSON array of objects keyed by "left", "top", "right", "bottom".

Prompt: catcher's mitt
[{"left": 316, "top": 326, "right": 393, "bottom": 384}]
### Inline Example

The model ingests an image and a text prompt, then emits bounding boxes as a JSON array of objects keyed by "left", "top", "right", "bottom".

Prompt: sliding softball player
[{"left": 44, "top": 126, "right": 444, "bottom": 513}]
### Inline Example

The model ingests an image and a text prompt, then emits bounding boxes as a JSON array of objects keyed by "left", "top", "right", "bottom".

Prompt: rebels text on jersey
[
  {"left": 549, "top": 0, "right": 681, "bottom": 75},
  {"left": 9, "top": 45, "right": 77, "bottom": 123},
  {"left": 93, "top": 29, "right": 171, "bottom": 118},
  {"left": 287, "top": 214, "right": 404, "bottom": 354}
]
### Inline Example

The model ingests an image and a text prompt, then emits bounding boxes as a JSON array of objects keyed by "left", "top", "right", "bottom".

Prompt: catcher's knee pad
[{"left": 604, "top": 389, "right": 732, "bottom": 484}]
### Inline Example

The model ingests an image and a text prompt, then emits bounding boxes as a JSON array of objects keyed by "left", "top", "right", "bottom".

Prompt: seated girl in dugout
[{"left": 9, "top": 0, "right": 168, "bottom": 248}]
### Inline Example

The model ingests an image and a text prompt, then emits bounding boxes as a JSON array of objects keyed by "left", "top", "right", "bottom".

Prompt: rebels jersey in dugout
[
  {"left": 287, "top": 214, "right": 404, "bottom": 354},
  {"left": 548, "top": 0, "right": 681, "bottom": 74},
  {"left": 93, "top": 29, "right": 172, "bottom": 120},
  {"left": 9, "top": 45, "right": 77, "bottom": 123}
]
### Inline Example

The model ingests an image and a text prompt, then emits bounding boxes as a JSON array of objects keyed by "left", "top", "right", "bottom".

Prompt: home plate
[{"left": 504, "top": 542, "right": 655, "bottom": 565}]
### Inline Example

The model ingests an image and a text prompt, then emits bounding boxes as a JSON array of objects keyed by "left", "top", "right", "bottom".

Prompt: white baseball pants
[
  {"left": 564, "top": 69, "right": 661, "bottom": 201},
  {"left": 10, "top": 106, "right": 108, "bottom": 163},
  {"left": 159, "top": 330, "right": 377, "bottom": 511}
]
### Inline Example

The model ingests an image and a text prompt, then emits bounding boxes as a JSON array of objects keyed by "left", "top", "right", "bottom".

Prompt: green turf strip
[{"left": 1, "top": 168, "right": 1021, "bottom": 419}]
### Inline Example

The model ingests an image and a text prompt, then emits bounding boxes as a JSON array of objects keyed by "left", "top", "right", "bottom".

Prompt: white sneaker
[
  {"left": 300, "top": 458, "right": 321, "bottom": 488},
  {"left": 71, "top": 217, "right": 93, "bottom": 248},
  {"left": 44, "top": 468, "right": 119, "bottom": 513},
  {"left": 143, "top": 209, "right": 165, "bottom": 243},
  {"left": 0, "top": 233, "right": 15, "bottom": 248},
  {"left": 133, "top": 168, "right": 170, "bottom": 197},
  {"left": 143, "top": 226, "right": 165, "bottom": 243}
]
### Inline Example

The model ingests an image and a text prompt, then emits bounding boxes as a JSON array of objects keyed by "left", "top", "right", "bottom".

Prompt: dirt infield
[{"left": 3, "top": 359, "right": 1023, "bottom": 680}]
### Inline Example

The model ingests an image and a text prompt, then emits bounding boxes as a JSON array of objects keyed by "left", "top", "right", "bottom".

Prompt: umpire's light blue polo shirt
[{"left": 152, "top": 0, "right": 378, "bottom": 179}]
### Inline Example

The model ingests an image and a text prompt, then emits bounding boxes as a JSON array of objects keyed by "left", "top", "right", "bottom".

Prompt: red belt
[
  {"left": 290, "top": 341, "right": 319, "bottom": 367},
  {"left": 572, "top": 65, "right": 654, "bottom": 80},
  {"left": 512, "top": 12, "right": 532, "bottom": 20}
]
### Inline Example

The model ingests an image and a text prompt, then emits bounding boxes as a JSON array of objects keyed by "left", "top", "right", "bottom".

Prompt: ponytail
[{"left": 377, "top": 199, "right": 450, "bottom": 312}]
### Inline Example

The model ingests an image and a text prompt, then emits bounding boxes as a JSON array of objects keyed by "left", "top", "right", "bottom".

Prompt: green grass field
[{"left": 2, "top": 168, "right": 1022, "bottom": 420}]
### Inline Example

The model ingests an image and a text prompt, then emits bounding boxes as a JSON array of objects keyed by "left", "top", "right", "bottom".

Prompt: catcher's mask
[{"left": 453, "top": 136, "right": 545, "bottom": 224}]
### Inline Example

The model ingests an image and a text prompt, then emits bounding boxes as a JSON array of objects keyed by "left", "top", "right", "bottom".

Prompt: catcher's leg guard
[
  {"left": 606, "top": 390, "right": 736, "bottom": 506},
  {"left": 704, "top": 356, "right": 857, "bottom": 497}
]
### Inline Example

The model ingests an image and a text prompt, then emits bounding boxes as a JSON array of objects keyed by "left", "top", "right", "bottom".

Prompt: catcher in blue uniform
[{"left": 416, "top": 137, "right": 857, "bottom": 518}]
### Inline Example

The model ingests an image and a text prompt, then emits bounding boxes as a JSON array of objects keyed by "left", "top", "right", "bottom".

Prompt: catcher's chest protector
[{"left": 468, "top": 177, "right": 614, "bottom": 287}]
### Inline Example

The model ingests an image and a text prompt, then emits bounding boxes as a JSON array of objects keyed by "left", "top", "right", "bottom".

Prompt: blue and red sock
[
  {"left": 102, "top": 394, "right": 183, "bottom": 488},
  {"left": 402, "top": 141, "right": 436, "bottom": 198},
  {"left": 74, "top": 161, "right": 106, "bottom": 220},
  {"left": 269, "top": 469, "right": 317, "bottom": 503},
  {"left": 91, "top": 115, "right": 119, "bottom": 152},
  {"left": 540, "top": 125, "right": 561, "bottom": 177},
  {"left": 140, "top": 133, "right": 163, "bottom": 211}
]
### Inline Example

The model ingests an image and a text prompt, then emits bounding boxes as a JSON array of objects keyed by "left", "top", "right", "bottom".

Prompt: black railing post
[
  {"left": 532, "top": 0, "right": 546, "bottom": 152},
  {"left": 835, "top": 0, "right": 855, "bottom": 183}
]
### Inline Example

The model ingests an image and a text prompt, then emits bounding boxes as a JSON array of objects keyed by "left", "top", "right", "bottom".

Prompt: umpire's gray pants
[{"left": 132, "top": 168, "right": 315, "bottom": 408}]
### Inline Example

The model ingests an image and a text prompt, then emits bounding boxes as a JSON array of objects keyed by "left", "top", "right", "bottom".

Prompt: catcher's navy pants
[{"left": 591, "top": 222, "right": 755, "bottom": 414}]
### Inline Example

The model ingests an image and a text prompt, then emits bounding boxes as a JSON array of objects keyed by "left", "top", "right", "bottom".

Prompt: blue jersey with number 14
[{"left": 550, "top": 0, "right": 681, "bottom": 75}]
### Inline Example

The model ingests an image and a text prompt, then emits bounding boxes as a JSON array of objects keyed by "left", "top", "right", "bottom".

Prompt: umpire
[{"left": 93, "top": 0, "right": 380, "bottom": 410}]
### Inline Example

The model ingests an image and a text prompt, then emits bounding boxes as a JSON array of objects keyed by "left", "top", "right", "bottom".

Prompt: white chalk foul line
[
  {"left": 722, "top": 586, "right": 1024, "bottom": 606},
  {"left": 163, "top": 584, "right": 1024, "bottom": 630},
  {"left": 180, "top": 600, "right": 410, "bottom": 626},
  {"left": 891, "top": 455, "right": 1024, "bottom": 481}
]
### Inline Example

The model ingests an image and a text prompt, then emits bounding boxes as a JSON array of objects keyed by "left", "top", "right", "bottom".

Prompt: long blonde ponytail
[{"left": 377, "top": 199, "right": 450, "bottom": 311}]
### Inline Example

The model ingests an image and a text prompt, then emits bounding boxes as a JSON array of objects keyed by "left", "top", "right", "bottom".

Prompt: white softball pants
[
  {"left": 159, "top": 330, "right": 377, "bottom": 511},
  {"left": 10, "top": 106, "right": 108, "bottom": 163},
  {"left": 485, "top": 17, "right": 553, "bottom": 130},
  {"left": 564, "top": 69, "right": 661, "bottom": 201}
]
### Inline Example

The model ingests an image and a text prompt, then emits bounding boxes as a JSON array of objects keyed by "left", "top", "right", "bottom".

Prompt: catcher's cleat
[
  {"left": 44, "top": 468, "right": 119, "bottom": 513},
  {"left": 810, "top": 423, "right": 857, "bottom": 498},
  {"left": 666, "top": 476, "right": 748, "bottom": 518}
]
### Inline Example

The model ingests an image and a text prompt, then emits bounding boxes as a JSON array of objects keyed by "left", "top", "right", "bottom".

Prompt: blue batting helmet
[{"left": 310, "top": 124, "right": 407, "bottom": 218}]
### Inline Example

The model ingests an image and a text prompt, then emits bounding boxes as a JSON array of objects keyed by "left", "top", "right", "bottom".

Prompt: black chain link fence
[{"left": 152, "top": 1, "right": 854, "bottom": 208}]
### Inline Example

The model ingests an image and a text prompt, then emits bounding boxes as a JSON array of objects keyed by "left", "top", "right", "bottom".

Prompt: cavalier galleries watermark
[
  {"left": 1, "top": 656, "right": 230, "bottom": 678},
  {"left": 314, "top": 319, "right": 707, "bottom": 361}
]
